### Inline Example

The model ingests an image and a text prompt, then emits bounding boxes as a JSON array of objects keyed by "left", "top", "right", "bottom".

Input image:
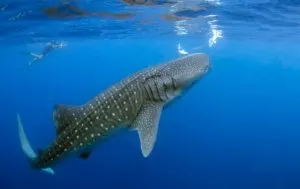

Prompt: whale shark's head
[
  {"left": 173, "top": 53, "right": 210, "bottom": 88},
  {"left": 161, "top": 53, "right": 210, "bottom": 91},
  {"left": 148, "top": 53, "right": 210, "bottom": 103}
]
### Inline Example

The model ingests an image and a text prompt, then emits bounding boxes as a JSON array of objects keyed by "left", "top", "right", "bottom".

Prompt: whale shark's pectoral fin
[{"left": 132, "top": 103, "right": 163, "bottom": 158}]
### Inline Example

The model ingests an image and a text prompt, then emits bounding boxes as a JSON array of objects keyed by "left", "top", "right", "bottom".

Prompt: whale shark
[{"left": 17, "top": 53, "right": 211, "bottom": 175}]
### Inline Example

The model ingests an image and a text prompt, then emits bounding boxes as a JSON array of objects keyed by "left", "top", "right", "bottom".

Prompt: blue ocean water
[{"left": 1, "top": 0, "right": 300, "bottom": 188}]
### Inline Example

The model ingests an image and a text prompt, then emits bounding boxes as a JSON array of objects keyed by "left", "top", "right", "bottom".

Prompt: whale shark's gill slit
[
  {"left": 153, "top": 79, "right": 163, "bottom": 102},
  {"left": 171, "top": 76, "right": 176, "bottom": 90},
  {"left": 16, "top": 113, "right": 55, "bottom": 175},
  {"left": 144, "top": 81, "right": 153, "bottom": 101}
]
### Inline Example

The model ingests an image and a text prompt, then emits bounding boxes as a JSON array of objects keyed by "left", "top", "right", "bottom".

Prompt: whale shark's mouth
[{"left": 202, "top": 63, "right": 211, "bottom": 74}]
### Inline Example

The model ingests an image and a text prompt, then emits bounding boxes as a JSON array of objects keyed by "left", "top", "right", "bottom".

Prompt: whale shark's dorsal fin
[
  {"left": 53, "top": 104, "right": 82, "bottom": 135},
  {"left": 132, "top": 103, "right": 163, "bottom": 157}
]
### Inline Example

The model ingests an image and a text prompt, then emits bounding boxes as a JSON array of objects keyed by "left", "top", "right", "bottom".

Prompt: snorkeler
[{"left": 28, "top": 41, "right": 66, "bottom": 66}]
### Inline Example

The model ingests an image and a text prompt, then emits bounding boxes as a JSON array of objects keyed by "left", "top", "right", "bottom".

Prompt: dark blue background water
[
  {"left": 2, "top": 39, "right": 300, "bottom": 189},
  {"left": 1, "top": 0, "right": 300, "bottom": 189}
]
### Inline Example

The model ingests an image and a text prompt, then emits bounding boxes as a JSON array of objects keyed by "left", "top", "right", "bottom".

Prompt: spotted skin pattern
[{"left": 31, "top": 53, "right": 210, "bottom": 169}]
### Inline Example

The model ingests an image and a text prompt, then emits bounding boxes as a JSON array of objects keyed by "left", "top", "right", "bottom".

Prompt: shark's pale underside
[{"left": 17, "top": 53, "right": 211, "bottom": 175}]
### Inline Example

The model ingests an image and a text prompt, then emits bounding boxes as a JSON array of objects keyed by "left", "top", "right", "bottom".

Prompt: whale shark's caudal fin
[{"left": 16, "top": 113, "right": 55, "bottom": 175}]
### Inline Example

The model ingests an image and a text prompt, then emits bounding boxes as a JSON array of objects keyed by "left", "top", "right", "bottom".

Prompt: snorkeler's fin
[
  {"left": 29, "top": 53, "right": 43, "bottom": 59},
  {"left": 16, "top": 113, "right": 55, "bottom": 175}
]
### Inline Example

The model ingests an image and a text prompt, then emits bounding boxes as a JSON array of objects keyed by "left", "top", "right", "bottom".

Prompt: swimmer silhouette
[{"left": 28, "top": 41, "right": 66, "bottom": 66}]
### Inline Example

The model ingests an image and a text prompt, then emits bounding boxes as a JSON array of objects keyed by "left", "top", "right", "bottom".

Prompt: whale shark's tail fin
[{"left": 16, "top": 113, "right": 55, "bottom": 175}]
